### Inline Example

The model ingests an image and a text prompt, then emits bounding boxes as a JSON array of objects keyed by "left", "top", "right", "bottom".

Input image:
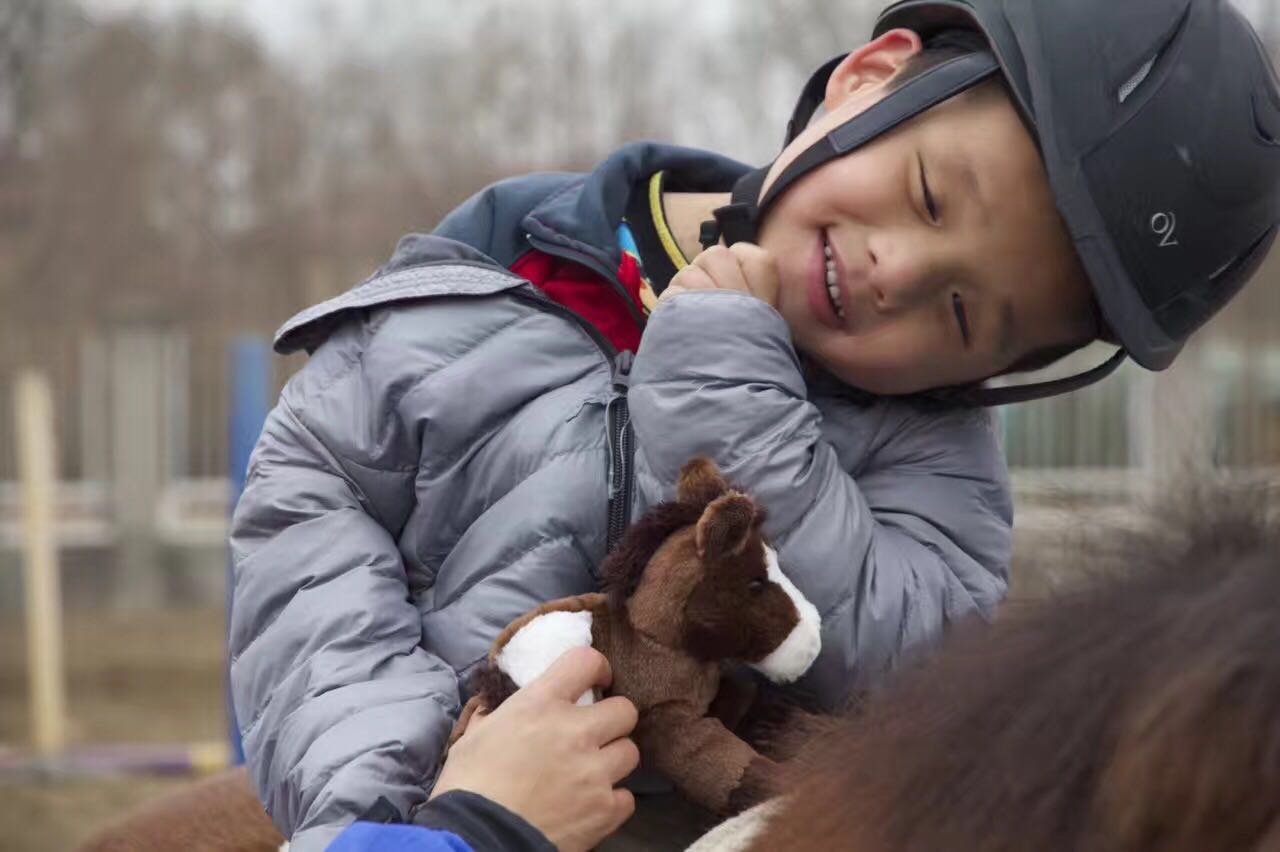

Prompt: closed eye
[
  {"left": 953, "top": 293, "right": 971, "bottom": 347},
  {"left": 918, "top": 153, "right": 940, "bottom": 223}
]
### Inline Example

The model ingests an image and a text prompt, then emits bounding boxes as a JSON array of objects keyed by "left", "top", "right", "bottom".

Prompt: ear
[
  {"left": 825, "top": 28, "right": 924, "bottom": 111},
  {"left": 695, "top": 492, "right": 756, "bottom": 562},
  {"left": 677, "top": 457, "right": 730, "bottom": 508}
]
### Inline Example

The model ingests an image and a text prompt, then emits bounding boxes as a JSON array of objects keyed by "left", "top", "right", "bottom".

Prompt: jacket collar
[{"left": 522, "top": 141, "right": 750, "bottom": 272}]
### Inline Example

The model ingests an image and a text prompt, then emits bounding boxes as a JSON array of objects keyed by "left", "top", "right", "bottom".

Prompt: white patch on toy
[
  {"left": 496, "top": 610, "right": 596, "bottom": 705},
  {"left": 750, "top": 547, "right": 822, "bottom": 684}
]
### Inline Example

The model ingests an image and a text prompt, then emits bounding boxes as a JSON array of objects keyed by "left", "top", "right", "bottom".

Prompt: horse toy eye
[{"left": 748, "top": 579, "right": 766, "bottom": 594}]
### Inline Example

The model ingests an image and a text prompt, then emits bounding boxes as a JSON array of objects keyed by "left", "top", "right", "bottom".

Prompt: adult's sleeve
[{"left": 326, "top": 791, "right": 555, "bottom": 852}]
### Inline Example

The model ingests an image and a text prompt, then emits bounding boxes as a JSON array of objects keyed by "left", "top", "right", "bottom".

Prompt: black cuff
[{"left": 414, "top": 790, "right": 556, "bottom": 852}]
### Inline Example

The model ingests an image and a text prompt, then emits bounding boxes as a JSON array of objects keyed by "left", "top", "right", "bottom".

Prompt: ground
[{"left": 0, "top": 609, "right": 226, "bottom": 852}]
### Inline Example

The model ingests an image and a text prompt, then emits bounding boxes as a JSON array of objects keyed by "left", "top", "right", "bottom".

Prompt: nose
[{"left": 864, "top": 238, "right": 948, "bottom": 313}]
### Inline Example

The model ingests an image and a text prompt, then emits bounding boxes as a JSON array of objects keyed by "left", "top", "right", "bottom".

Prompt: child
[{"left": 228, "top": 0, "right": 1280, "bottom": 849}]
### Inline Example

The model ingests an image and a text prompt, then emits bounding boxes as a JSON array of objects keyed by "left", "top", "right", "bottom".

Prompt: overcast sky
[{"left": 78, "top": 0, "right": 1279, "bottom": 75}]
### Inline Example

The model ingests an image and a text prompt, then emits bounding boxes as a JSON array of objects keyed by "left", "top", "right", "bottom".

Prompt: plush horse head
[
  {"left": 601, "top": 457, "right": 821, "bottom": 684},
  {"left": 457, "top": 457, "right": 822, "bottom": 815}
]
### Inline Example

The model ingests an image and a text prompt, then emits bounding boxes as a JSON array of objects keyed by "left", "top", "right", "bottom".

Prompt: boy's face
[{"left": 757, "top": 30, "right": 1097, "bottom": 395}]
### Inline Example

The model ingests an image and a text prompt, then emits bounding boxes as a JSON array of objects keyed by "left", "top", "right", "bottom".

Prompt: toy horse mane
[
  {"left": 600, "top": 461, "right": 767, "bottom": 611},
  {"left": 600, "top": 501, "right": 704, "bottom": 609}
]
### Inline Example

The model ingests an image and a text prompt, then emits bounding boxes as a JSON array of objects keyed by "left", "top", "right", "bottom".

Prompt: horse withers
[{"left": 696, "top": 493, "right": 1280, "bottom": 852}]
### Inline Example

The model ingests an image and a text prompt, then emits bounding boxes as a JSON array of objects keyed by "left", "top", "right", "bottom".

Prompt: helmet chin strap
[
  {"left": 700, "top": 51, "right": 1001, "bottom": 250},
  {"left": 699, "top": 49, "right": 1131, "bottom": 406}
]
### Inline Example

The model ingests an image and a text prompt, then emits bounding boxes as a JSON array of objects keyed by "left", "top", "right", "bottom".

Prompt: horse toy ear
[
  {"left": 696, "top": 491, "right": 757, "bottom": 562},
  {"left": 678, "top": 456, "right": 731, "bottom": 507}
]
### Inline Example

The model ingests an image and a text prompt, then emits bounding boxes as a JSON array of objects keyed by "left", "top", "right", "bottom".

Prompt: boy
[{"left": 229, "top": 0, "right": 1280, "bottom": 849}]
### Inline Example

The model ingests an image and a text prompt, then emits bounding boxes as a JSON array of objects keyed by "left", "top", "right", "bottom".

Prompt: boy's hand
[
  {"left": 660, "top": 243, "right": 780, "bottom": 308},
  {"left": 431, "top": 647, "right": 640, "bottom": 852}
]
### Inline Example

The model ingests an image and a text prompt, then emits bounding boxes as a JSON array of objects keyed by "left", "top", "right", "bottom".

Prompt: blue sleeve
[
  {"left": 328, "top": 823, "right": 471, "bottom": 852},
  {"left": 327, "top": 791, "right": 555, "bottom": 852}
]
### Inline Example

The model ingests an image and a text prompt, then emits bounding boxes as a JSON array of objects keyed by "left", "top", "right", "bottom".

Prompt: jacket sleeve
[
  {"left": 627, "top": 292, "right": 1013, "bottom": 707},
  {"left": 229, "top": 318, "right": 460, "bottom": 852},
  {"left": 326, "top": 791, "right": 556, "bottom": 852}
]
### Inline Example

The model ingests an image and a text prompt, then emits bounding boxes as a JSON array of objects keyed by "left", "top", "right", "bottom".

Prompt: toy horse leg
[
  {"left": 637, "top": 705, "right": 777, "bottom": 816},
  {"left": 708, "top": 668, "right": 759, "bottom": 732},
  {"left": 734, "top": 688, "right": 825, "bottom": 763},
  {"left": 709, "top": 672, "right": 821, "bottom": 763}
]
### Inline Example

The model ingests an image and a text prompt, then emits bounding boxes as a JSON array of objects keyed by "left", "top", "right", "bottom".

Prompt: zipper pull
[{"left": 613, "top": 350, "right": 634, "bottom": 390}]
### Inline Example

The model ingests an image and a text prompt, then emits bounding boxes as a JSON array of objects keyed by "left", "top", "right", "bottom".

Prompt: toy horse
[{"left": 455, "top": 457, "right": 822, "bottom": 815}]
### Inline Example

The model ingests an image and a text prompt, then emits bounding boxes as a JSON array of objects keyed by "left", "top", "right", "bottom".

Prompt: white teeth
[
  {"left": 823, "top": 255, "right": 845, "bottom": 319},
  {"left": 822, "top": 237, "right": 845, "bottom": 320}
]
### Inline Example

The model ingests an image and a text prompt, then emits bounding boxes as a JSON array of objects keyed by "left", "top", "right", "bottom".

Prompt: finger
[
  {"left": 607, "top": 788, "right": 636, "bottom": 833},
  {"left": 597, "top": 736, "right": 642, "bottom": 785},
  {"left": 523, "top": 646, "right": 613, "bottom": 703},
  {"left": 729, "top": 243, "right": 780, "bottom": 303},
  {"left": 578, "top": 695, "right": 639, "bottom": 745},
  {"left": 692, "top": 245, "right": 750, "bottom": 293},
  {"left": 668, "top": 264, "right": 717, "bottom": 292}
]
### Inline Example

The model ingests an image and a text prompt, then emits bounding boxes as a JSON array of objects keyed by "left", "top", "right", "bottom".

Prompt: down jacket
[{"left": 228, "top": 142, "right": 1013, "bottom": 851}]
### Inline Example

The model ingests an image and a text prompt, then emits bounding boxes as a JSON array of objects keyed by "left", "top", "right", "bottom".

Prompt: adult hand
[
  {"left": 432, "top": 647, "right": 640, "bottom": 852},
  {"left": 660, "top": 243, "right": 781, "bottom": 308}
]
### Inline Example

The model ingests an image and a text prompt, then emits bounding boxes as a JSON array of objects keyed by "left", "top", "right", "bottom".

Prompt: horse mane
[
  {"left": 756, "top": 488, "right": 1280, "bottom": 852},
  {"left": 600, "top": 500, "right": 704, "bottom": 611}
]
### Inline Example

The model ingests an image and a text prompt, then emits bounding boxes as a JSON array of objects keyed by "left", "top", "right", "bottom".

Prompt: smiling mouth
[{"left": 823, "top": 235, "right": 847, "bottom": 321}]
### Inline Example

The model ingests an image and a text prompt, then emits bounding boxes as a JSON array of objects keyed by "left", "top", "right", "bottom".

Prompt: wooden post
[
  {"left": 14, "top": 370, "right": 68, "bottom": 757},
  {"left": 109, "top": 323, "right": 166, "bottom": 606}
]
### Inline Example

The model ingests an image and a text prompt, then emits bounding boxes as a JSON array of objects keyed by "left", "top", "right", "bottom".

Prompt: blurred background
[{"left": 0, "top": 0, "right": 1277, "bottom": 848}]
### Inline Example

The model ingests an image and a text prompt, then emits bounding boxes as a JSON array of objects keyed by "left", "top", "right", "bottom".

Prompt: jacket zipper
[
  {"left": 510, "top": 240, "right": 638, "bottom": 556},
  {"left": 605, "top": 352, "right": 633, "bottom": 553}
]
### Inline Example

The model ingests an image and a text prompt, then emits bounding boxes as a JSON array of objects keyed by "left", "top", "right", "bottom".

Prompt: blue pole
[{"left": 227, "top": 337, "right": 271, "bottom": 766}]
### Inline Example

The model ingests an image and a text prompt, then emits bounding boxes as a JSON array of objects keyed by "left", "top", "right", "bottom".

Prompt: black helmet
[{"left": 703, "top": 0, "right": 1280, "bottom": 404}]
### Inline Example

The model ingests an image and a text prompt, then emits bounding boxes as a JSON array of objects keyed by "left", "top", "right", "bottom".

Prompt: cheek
[{"left": 807, "top": 323, "right": 950, "bottom": 395}]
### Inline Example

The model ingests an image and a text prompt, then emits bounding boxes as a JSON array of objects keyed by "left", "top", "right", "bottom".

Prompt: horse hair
[{"left": 754, "top": 487, "right": 1280, "bottom": 852}]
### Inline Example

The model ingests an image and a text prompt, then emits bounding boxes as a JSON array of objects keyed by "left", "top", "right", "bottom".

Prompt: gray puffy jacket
[{"left": 229, "top": 143, "right": 1012, "bottom": 851}]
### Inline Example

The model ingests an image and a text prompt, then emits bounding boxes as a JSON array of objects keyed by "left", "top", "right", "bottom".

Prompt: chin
[{"left": 814, "top": 357, "right": 921, "bottom": 397}]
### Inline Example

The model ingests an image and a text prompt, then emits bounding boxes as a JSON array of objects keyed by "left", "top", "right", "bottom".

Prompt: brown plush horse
[
  {"left": 455, "top": 457, "right": 823, "bottom": 815},
  {"left": 691, "top": 493, "right": 1280, "bottom": 852}
]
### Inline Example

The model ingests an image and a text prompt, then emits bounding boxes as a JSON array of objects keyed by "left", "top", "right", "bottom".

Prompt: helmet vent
[
  {"left": 1116, "top": 3, "right": 1192, "bottom": 107},
  {"left": 1118, "top": 56, "right": 1156, "bottom": 105}
]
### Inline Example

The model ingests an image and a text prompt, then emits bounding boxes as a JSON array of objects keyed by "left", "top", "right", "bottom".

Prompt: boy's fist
[{"left": 661, "top": 243, "right": 780, "bottom": 308}]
